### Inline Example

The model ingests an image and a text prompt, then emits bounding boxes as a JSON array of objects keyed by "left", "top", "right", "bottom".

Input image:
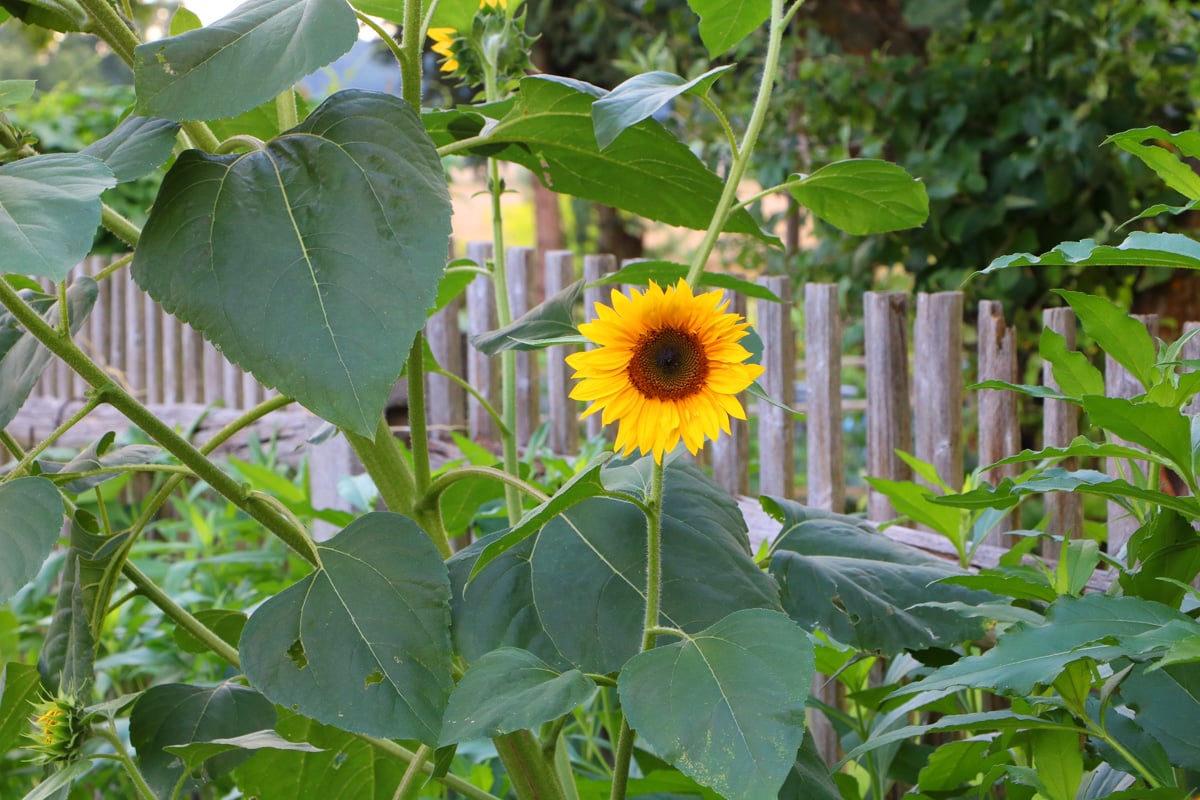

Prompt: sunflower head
[
  {"left": 427, "top": 0, "right": 534, "bottom": 88},
  {"left": 26, "top": 692, "right": 88, "bottom": 764},
  {"left": 567, "top": 279, "right": 764, "bottom": 464}
]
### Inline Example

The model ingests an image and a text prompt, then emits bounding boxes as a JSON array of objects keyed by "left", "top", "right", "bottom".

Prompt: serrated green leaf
[
  {"left": 132, "top": 90, "right": 451, "bottom": 436},
  {"left": 984, "top": 231, "right": 1200, "bottom": 274},
  {"left": 764, "top": 498, "right": 993, "bottom": 653},
  {"left": 440, "top": 648, "right": 596, "bottom": 745},
  {"left": 588, "top": 259, "right": 780, "bottom": 301},
  {"left": 471, "top": 279, "right": 582, "bottom": 355},
  {"left": 0, "top": 477, "right": 64, "bottom": 604},
  {"left": 619, "top": 609, "right": 813, "bottom": 800},
  {"left": 1039, "top": 326, "right": 1104, "bottom": 399},
  {"left": 1082, "top": 396, "right": 1192, "bottom": 477},
  {"left": 0, "top": 155, "right": 115, "bottom": 279},
  {"left": 130, "top": 682, "right": 276, "bottom": 798},
  {"left": 1058, "top": 290, "right": 1158, "bottom": 391},
  {"left": 788, "top": 159, "right": 929, "bottom": 236},
  {"left": 593, "top": 67, "right": 732, "bottom": 149},
  {"left": 240, "top": 513, "right": 453, "bottom": 744},
  {"left": 916, "top": 738, "right": 1006, "bottom": 792},
  {"left": 80, "top": 116, "right": 180, "bottom": 183},
  {"left": 133, "top": 0, "right": 357, "bottom": 121},
  {"left": 687, "top": 0, "right": 771, "bottom": 55},
  {"left": 0, "top": 280, "right": 97, "bottom": 430},
  {"left": 233, "top": 709, "right": 408, "bottom": 800},
  {"left": 984, "top": 436, "right": 1151, "bottom": 471},
  {"left": 0, "top": 79, "right": 35, "bottom": 109},
  {"left": 1104, "top": 127, "right": 1200, "bottom": 201}
]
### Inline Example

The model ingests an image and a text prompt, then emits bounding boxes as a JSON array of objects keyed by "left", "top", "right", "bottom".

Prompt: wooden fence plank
[
  {"left": 1105, "top": 314, "right": 1158, "bottom": 558},
  {"left": 977, "top": 300, "right": 1020, "bottom": 541},
  {"left": 426, "top": 293, "right": 466, "bottom": 439},
  {"left": 181, "top": 322, "right": 203, "bottom": 404},
  {"left": 1041, "top": 308, "right": 1083, "bottom": 556},
  {"left": 864, "top": 291, "right": 912, "bottom": 521},
  {"left": 125, "top": 272, "right": 146, "bottom": 401},
  {"left": 544, "top": 250, "right": 579, "bottom": 455},
  {"left": 582, "top": 254, "right": 617, "bottom": 441},
  {"left": 466, "top": 241, "right": 500, "bottom": 444},
  {"left": 804, "top": 283, "right": 844, "bottom": 512},
  {"left": 756, "top": 276, "right": 795, "bottom": 498},
  {"left": 914, "top": 291, "right": 964, "bottom": 494},
  {"left": 507, "top": 246, "right": 539, "bottom": 446}
]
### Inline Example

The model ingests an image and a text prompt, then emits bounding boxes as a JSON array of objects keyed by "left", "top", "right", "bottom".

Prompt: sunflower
[
  {"left": 567, "top": 279, "right": 764, "bottom": 464},
  {"left": 427, "top": 0, "right": 508, "bottom": 74}
]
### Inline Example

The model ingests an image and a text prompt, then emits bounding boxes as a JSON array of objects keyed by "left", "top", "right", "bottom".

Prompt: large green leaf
[
  {"left": 130, "top": 682, "right": 276, "bottom": 798},
  {"left": 133, "top": 0, "right": 358, "bottom": 121},
  {"left": 132, "top": 90, "right": 452, "bottom": 436},
  {"left": 1120, "top": 662, "right": 1200, "bottom": 771},
  {"left": 530, "top": 459, "right": 780, "bottom": 673},
  {"left": 764, "top": 499, "right": 993, "bottom": 654},
  {"left": 240, "top": 512, "right": 453, "bottom": 744},
  {"left": 619, "top": 608, "right": 814, "bottom": 800},
  {"left": 1082, "top": 396, "right": 1192, "bottom": 477},
  {"left": 686, "top": 0, "right": 770, "bottom": 56},
  {"left": 80, "top": 116, "right": 180, "bottom": 183},
  {"left": 1104, "top": 127, "right": 1200, "bottom": 201},
  {"left": 0, "top": 477, "right": 64, "bottom": 605},
  {"left": 0, "top": 154, "right": 115, "bottom": 279},
  {"left": 233, "top": 709, "right": 409, "bottom": 800},
  {"left": 893, "top": 594, "right": 1196, "bottom": 699},
  {"left": 450, "top": 458, "right": 779, "bottom": 674},
  {"left": 0, "top": 279, "right": 97, "bottom": 430},
  {"left": 440, "top": 648, "right": 597, "bottom": 745},
  {"left": 984, "top": 231, "right": 1200, "bottom": 273},
  {"left": 787, "top": 159, "right": 929, "bottom": 236},
  {"left": 478, "top": 77, "right": 772, "bottom": 242},
  {"left": 592, "top": 67, "right": 732, "bottom": 149},
  {"left": 0, "top": 662, "right": 42, "bottom": 756}
]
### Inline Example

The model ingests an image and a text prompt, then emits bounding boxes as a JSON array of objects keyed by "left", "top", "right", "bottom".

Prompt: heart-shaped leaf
[
  {"left": 0, "top": 79, "right": 35, "bottom": 109},
  {"left": 0, "top": 155, "right": 115, "bottom": 279},
  {"left": 0, "top": 279, "right": 97, "bottom": 430},
  {"left": 686, "top": 0, "right": 771, "bottom": 56},
  {"left": 130, "top": 682, "right": 276, "bottom": 798},
  {"left": 619, "top": 608, "right": 814, "bottom": 800},
  {"left": 788, "top": 159, "right": 929, "bottom": 236},
  {"left": 240, "top": 512, "right": 453, "bottom": 744},
  {"left": 132, "top": 90, "right": 452, "bottom": 435},
  {"left": 0, "top": 477, "right": 64, "bottom": 605},
  {"left": 133, "top": 0, "right": 358, "bottom": 121},
  {"left": 80, "top": 116, "right": 181, "bottom": 183},
  {"left": 440, "top": 648, "right": 597, "bottom": 745}
]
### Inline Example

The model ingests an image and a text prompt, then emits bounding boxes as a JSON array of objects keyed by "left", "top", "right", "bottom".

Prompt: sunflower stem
[
  {"left": 684, "top": 0, "right": 787, "bottom": 287},
  {"left": 609, "top": 459, "right": 666, "bottom": 800}
]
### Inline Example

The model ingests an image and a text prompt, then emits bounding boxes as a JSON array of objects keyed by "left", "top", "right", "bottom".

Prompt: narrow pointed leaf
[
  {"left": 1057, "top": 290, "right": 1157, "bottom": 391},
  {"left": 1082, "top": 396, "right": 1192, "bottom": 475},
  {"left": 80, "top": 116, "right": 180, "bottom": 183},
  {"left": 471, "top": 279, "right": 583, "bottom": 355},
  {"left": 0, "top": 155, "right": 114, "bottom": 279},
  {"left": 788, "top": 159, "right": 929, "bottom": 235},
  {"left": 130, "top": 682, "right": 276, "bottom": 798},
  {"left": 619, "top": 609, "right": 814, "bottom": 800},
  {"left": 984, "top": 231, "right": 1200, "bottom": 273},
  {"left": 240, "top": 512, "right": 453, "bottom": 744},
  {"left": 0, "top": 279, "right": 97, "bottom": 429},
  {"left": 132, "top": 90, "right": 452, "bottom": 435},
  {"left": 440, "top": 648, "right": 597, "bottom": 745},
  {"left": 1040, "top": 326, "right": 1104, "bottom": 399},
  {"left": 133, "top": 0, "right": 358, "bottom": 121},
  {"left": 38, "top": 433, "right": 161, "bottom": 495},
  {"left": 1104, "top": 127, "right": 1200, "bottom": 201},
  {"left": 593, "top": 67, "right": 733, "bottom": 149},
  {"left": 0, "top": 477, "right": 64, "bottom": 604},
  {"left": 165, "top": 730, "right": 321, "bottom": 774}
]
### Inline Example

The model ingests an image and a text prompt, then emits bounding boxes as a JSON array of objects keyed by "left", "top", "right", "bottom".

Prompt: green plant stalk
[
  {"left": 366, "top": 735, "right": 503, "bottom": 800},
  {"left": 435, "top": 368, "right": 509, "bottom": 436},
  {"left": 0, "top": 430, "right": 25, "bottom": 460},
  {"left": 392, "top": 743, "right": 434, "bottom": 800},
  {"left": 0, "top": 280, "right": 319, "bottom": 566},
  {"left": 123, "top": 562, "right": 241, "bottom": 666},
  {"left": 609, "top": 460, "right": 666, "bottom": 800},
  {"left": 101, "top": 204, "right": 141, "bottom": 248},
  {"left": 275, "top": 89, "right": 298, "bottom": 132},
  {"left": 495, "top": 729, "right": 567, "bottom": 800},
  {"left": 57, "top": 281, "right": 71, "bottom": 335},
  {"left": 94, "top": 253, "right": 133, "bottom": 282},
  {"left": 421, "top": 465, "right": 550, "bottom": 510},
  {"left": 346, "top": 416, "right": 418, "bottom": 515},
  {"left": 94, "top": 725, "right": 157, "bottom": 800},
  {"left": 1086, "top": 720, "right": 1163, "bottom": 789},
  {"left": 684, "top": 0, "right": 787, "bottom": 287},
  {"left": 6, "top": 397, "right": 100, "bottom": 479}
]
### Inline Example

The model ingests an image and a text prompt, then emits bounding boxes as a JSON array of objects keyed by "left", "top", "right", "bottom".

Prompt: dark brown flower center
[{"left": 627, "top": 327, "right": 708, "bottom": 400}]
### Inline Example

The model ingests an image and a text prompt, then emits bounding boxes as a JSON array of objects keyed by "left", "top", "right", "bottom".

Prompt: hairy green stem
[
  {"left": 421, "top": 465, "right": 549, "bottom": 510},
  {"left": 0, "top": 280, "right": 318, "bottom": 566},
  {"left": 213, "top": 134, "right": 266, "bottom": 154},
  {"left": 7, "top": 397, "right": 100, "bottom": 479},
  {"left": 101, "top": 204, "right": 141, "bottom": 248},
  {"left": 94, "top": 725, "right": 157, "bottom": 800},
  {"left": 495, "top": 729, "right": 567, "bottom": 800},
  {"left": 124, "top": 562, "right": 241, "bottom": 666},
  {"left": 486, "top": 160, "right": 522, "bottom": 526},
  {"left": 275, "top": 89, "right": 298, "bottom": 132},
  {"left": 366, "top": 736, "right": 504, "bottom": 800},
  {"left": 392, "top": 744, "right": 434, "bottom": 800},
  {"left": 609, "top": 460, "right": 666, "bottom": 800},
  {"left": 434, "top": 368, "right": 508, "bottom": 436},
  {"left": 684, "top": 0, "right": 787, "bottom": 287},
  {"left": 358, "top": 10, "right": 405, "bottom": 66},
  {"left": 94, "top": 253, "right": 133, "bottom": 282},
  {"left": 181, "top": 121, "right": 221, "bottom": 153},
  {"left": 0, "top": 430, "right": 25, "bottom": 461},
  {"left": 346, "top": 417, "right": 418, "bottom": 514},
  {"left": 77, "top": 0, "right": 138, "bottom": 65}
]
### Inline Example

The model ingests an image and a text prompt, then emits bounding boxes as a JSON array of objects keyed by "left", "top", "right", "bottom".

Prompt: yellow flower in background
[
  {"left": 427, "top": 0, "right": 509, "bottom": 74},
  {"left": 567, "top": 280, "right": 763, "bottom": 464}
]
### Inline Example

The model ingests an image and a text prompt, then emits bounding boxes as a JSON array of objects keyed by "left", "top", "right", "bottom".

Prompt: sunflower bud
[
  {"left": 27, "top": 692, "right": 89, "bottom": 764},
  {"left": 428, "top": 0, "right": 536, "bottom": 91}
]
